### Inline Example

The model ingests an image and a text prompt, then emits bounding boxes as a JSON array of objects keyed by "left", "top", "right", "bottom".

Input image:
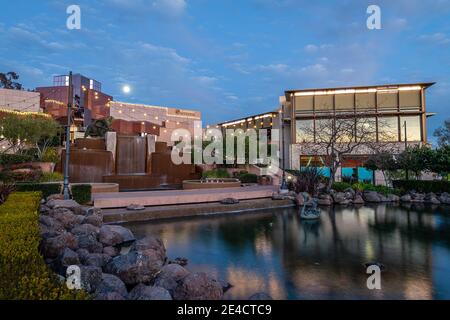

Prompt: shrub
[
  {"left": 71, "top": 184, "right": 92, "bottom": 205},
  {"left": 0, "top": 192, "right": 87, "bottom": 300},
  {"left": 0, "top": 183, "right": 15, "bottom": 204},
  {"left": 351, "top": 182, "right": 400, "bottom": 196},
  {"left": 202, "top": 168, "right": 230, "bottom": 179},
  {"left": 39, "top": 172, "right": 64, "bottom": 183},
  {"left": 0, "top": 169, "right": 43, "bottom": 182},
  {"left": 392, "top": 180, "right": 450, "bottom": 194},
  {"left": 15, "top": 182, "right": 61, "bottom": 199},
  {"left": 332, "top": 182, "right": 352, "bottom": 192},
  {"left": 237, "top": 173, "right": 258, "bottom": 184},
  {"left": 293, "top": 167, "right": 323, "bottom": 196},
  {"left": 0, "top": 154, "right": 33, "bottom": 166},
  {"left": 41, "top": 147, "right": 60, "bottom": 163}
]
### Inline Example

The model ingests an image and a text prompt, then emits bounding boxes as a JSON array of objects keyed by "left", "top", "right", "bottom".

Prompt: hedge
[
  {"left": 392, "top": 180, "right": 450, "bottom": 193},
  {"left": 71, "top": 184, "right": 92, "bottom": 205},
  {"left": 202, "top": 168, "right": 231, "bottom": 179},
  {"left": 237, "top": 173, "right": 258, "bottom": 183},
  {"left": 0, "top": 192, "right": 86, "bottom": 299},
  {"left": 15, "top": 182, "right": 62, "bottom": 199},
  {"left": 0, "top": 154, "right": 33, "bottom": 166}
]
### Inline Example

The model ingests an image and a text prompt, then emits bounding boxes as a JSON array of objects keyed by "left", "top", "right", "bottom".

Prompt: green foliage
[
  {"left": 429, "top": 145, "right": 450, "bottom": 178},
  {"left": 85, "top": 117, "right": 113, "bottom": 138},
  {"left": 39, "top": 172, "right": 64, "bottom": 183},
  {"left": 293, "top": 167, "right": 323, "bottom": 196},
  {"left": 71, "top": 184, "right": 92, "bottom": 205},
  {"left": 15, "top": 183, "right": 61, "bottom": 199},
  {"left": 0, "top": 169, "right": 43, "bottom": 183},
  {"left": 392, "top": 180, "right": 450, "bottom": 193},
  {"left": 237, "top": 173, "right": 258, "bottom": 184},
  {"left": 0, "top": 72, "right": 22, "bottom": 90},
  {"left": 41, "top": 147, "right": 60, "bottom": 163},
  {"left": 352, "top": 182, "right": 400, "bottom": 196},
  {"left": 331, "top": 182, "right": 352, "bottom": 192},
  {"left": 434, "top": 118, "right": 450, "bottom": 147},
  {"left": 0, "top": 153, "right": 33, "bottom": 166},
  {"left": 0, "top": 192, "right": 87, "bottom": 300},
  {"left": 202, "top": 168, "right": 231, "bottom": 179},
  {"left": 0, "top": 183, "right": 15, "bottom": 204}
]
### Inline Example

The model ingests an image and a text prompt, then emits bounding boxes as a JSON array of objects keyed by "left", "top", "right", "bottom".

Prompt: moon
[{"left": 122, "top": 85, "right": 131, "bottom": 94}]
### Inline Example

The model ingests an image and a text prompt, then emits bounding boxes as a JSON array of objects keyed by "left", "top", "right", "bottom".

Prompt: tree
[
  {"left": 434, "top": 118, "right": 450, "bottom": 147},
  {"left": 397, "top": 145, "right": 434, "bottom": 179},
  {"left": 430, "top": 145, "right": 450, "bottom": 180},
  {"left": 364, "top": 152, "right": 399, "bottom": 186},
  {"left": 0, "top": 72, "right": 23, "bottom": 90},
  {"left": 301, "top": 115, "right": 379, "bottom": 191}
]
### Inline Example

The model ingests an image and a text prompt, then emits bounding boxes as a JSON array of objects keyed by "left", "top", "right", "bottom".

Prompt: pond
[{"left": 126, "top": 204, "right": 450, "bottom": 300}]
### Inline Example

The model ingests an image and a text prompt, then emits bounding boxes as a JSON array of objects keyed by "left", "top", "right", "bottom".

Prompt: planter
[{"left": 32, "top": 162, "right": 55, "bottom": 173}]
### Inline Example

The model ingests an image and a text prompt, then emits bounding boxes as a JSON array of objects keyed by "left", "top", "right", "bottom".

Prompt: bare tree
[{"left": 300, "top": 114, "right": 381, "bottom": 191}]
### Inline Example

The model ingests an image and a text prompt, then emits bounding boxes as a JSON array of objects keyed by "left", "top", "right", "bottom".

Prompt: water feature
[
  {"left": 116, "top": 135, "right": 147, "bottom": 174},
  {"left": 127, "top": 204, "right": 450, "bottom": 300}
]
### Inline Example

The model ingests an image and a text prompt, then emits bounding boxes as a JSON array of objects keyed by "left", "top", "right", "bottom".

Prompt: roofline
[
  {"left": 214, "top": 109, "right": 278, "bottom": 126},
  {"left": 285, "top": 82, "right": 436, "bottom": 101}
]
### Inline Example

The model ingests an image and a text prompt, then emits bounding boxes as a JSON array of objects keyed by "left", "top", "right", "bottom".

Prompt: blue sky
[{"left": 0, "top": 0, "right": 449, "bottom": 141}]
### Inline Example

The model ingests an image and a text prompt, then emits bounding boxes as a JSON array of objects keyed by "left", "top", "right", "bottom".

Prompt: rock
[
  {"left": 40, "top": 204, "right": 51, "bottom": 214},
  {"left": 154, "top": 264, "right": 190, "bottom": 295},
  {"left": 103, "top": 246, "right": 119, "bottom": 257},
  {"left": 295, "top": 193, "right": 304, "bottom": 206},
  {"left": 344, "top": 188, "right": 356, "bottom": 198},
  {"left": 127, "top": 204, "right": 145, "bottom": 211},
  {"left": 76, "top": 234, "right": 103, "bottom": 254},
  {"left": 169, "top": 257, "right": 188, "bottom": 266},
  {"left": 220, "top": 198, "right": 239, "bottom": 205},
  {"left": 317, "top": 194, "right": 332, "bottom": 206},
  {"left": 47, "top": 194, "right": 64, "bottom": 201},
  {"left": 82, "top": 214, "right": 103, "bottom": 227},
  {"left": 71, "top": 224, "right": 99, "bottom": 238},
  {"left": 128, "top": 284, "right": 172, "bottom": 300},
  {"left": 105, "top": 249, "right": 164, "bottom": 286},
  {"left": 387, "top": 194, "right": 400, "bottom": 202},
  {"left": 95, "top": 292, "right": 126, "bottom": 300},
  {"left": 411, "top": 193, "right": 425, "bottom": 202},
  {"left": 172, "top": 272, "right": 223, "bottom": 300},
  {"left": 59, "top": 248, "right": 80, "bottom": 267},
  {"left": 248, "top": 292, "right": 273, "bottom": 300},
  {"left": 379, "top": 195, "right": 389, "bottom": 202},
  {"left": 42, "top": 232, "right": 78, "bottom": 259},
  {"left": 73, "top": 206, "right": 101, "bottom": 216},
  {"left": 218, "top": 279, "right": 233, "bottom": 293},
  {"left": 400, "top": 194, "right": 412, "bottom": 203},
  {"left": 99, "top": 225, "right": 135, "bottom": 247},
  {"left": 80, "top": 265, "right": 102, "bottom": 293},
  {"left": 83, "top": 253, "right": 111, "bottom": 268},
  {"left": 271, "top": 193, "right": 285, "bottom": 200},
  {"left": 439, "top": 193, "right": 450, "bottom": 205},
  {"left": 427, "top": 197, "right": 441, "bottom": 205},
  {"left": 39, "top": 215, "right": 65, "bottom": 233},
  {"left": 46, "top": 199, "right": 80, "bottom": 210},
  {"left": 363, "top": 191, "right": 381, "bottom": 203},
  {"left": 131, "top": 236, "right": 166, "bottom": 261},
  {"left": 95, "top": 273, "right": 128, "bottom": 299},
  {"left": 49, "top": 208, "right": 78, "bottom": 229},
  {"left": 332, "top": 192, "right": 346, "bottom": 204},
  {"left": 353, "top": 194, "right": 365, "bottom": 204}
]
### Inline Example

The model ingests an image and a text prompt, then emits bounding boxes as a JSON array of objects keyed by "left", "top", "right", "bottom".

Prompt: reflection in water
[{"left": 126, "top": 204, "right": 450, "bottom": 300}]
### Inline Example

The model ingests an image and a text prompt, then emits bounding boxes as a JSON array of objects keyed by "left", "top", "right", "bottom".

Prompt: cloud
[
  {"left": 419, "top": 33, "right": 450, "bottom": 45},
  {"left": 139, "top": 42, "right": 190, "bottom": 64},
  {"left": 8, "top": 26, "right": 65, "bottom": 50},
  {"left": 258, "top": 64, "right": 289, "bottom": 73},
  {"left": 105, "top": 0, "right": 187, "bottom": 17}
]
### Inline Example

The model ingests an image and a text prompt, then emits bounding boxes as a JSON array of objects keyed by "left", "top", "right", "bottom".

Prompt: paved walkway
[{"left": 93, "top": 185, "right": 278, "bottom": 208}]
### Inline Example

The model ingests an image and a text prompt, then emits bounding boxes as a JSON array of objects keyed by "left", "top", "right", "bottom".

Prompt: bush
[
  {"left": 351, "top": 182, "right": 400, "bottom": 196},
  {"left": 0, "top": 154, "right": 33, "bottom": 166},
  {"left": 332, "top": 182, "right": 352, "bottom": 192},
  {"left": 0, "top": 192, "right": 87, "bottom": 299},
  {"left": 237, "top": 173, "right": 258, "bottom": 184},
  {"left": 202, "top": 168, "right": 230, "bottom": 179},
  {"left": 0, "top": 169, "right": 43, "bottom": 182},
  {"left": 392, "top": 180, "right": 450, "bottom": 194},
  {"left": 71, "top": 184, "right": 92, "bottom": 205},
  {"left": 39, "top": 172, "right": 64, "bottom": 183},
  {"left": 15, "top": 182, "right": 61, "bottom": 199},
  {"left": 0, "top": 183, "right": 15, "bottom": 204},
  {"left": 41, "top": 147, "right": 60, "bottom": 163}
]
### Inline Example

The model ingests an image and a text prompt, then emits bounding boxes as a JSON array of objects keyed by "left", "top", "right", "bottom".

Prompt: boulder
[
  {"left": 73, "top": 206, "right": 101, "bottom": 216},
  {"left": 103, "top": 246, "right": 119, "bottom": 257},
  {"left": 387, "top": 194, "right": 400, "bottom": 202},
  {"left": 172, "top": 272, "right": 223, "bottom": 300},
  {"left": 76, "top": 248, "right": 90, "bottom": 261},
  {"left": 271, "top": 193, "right": 285, "bottom": 200},
  {"left": 80, "top": 265, "right": 102, "bottom": 293},
  {"left": 295, "top": 193, "right": 305, "bottom": 206},
  {"left": 47, "top": 194, "right": 64, "bottom": 202},
  {"left": 439, "top": 193, "right": 450, "bottom": 205},
  {"left": 83, "top": 253, "right": 111, "bottom": 268},
  {"left": 46, "top": 199, "right": 80, "bottom": 210},
  {"left": 154, "top": 264, "right": 190, "bottom": 295},
  {"left": 411, "top": 193, "right": 425, "bottom": 202},
  {"left": 49, "top": 208, "right": 78, "bottom": 229},
  {"left": 99, "top": 225, "right": 135, "bottom": 247},
  {"left": 83, "top": 214, "right": 103, "bottom": 227},
  {"left": 95, "top": 273, "right": 128, "bottom": 299},
  {"left": 95, "top": 292, "right": 126, "bottom": 300},
  {"left": 105, "top": 249, "right": 164, "bottom": 286},
  {"left": 42, "top": 232, "right": 78, "bottom": 259},
  {"left": 248, "top": 292, "right": 273, "bottom": 300},
  {"left": 168, "top": 257, "right": 188, "bottom": 266},
  {"left": 344, "top": 188, "right": 356, "bottom": 198},
  {"left": 332, "top": 192, "right": 346, "bottom": 204},
  {"left": 363, "top": 191, "right": 381, "bottom": 203},
  {"left": 59, "top": 248, "right": 80, "bottom": 267},
  {"left": 40, "top": 204, "right": 51, "bottom": 215},
  {"left": 39, "top": 215, "right": 65, "bottom": 233},
  {"left": 76, "top": 234, "right": 103, "bottom": 254},
  {"left": 353, "top": 195, "right": 365, "bottom": 205},
  {"left": 400, "top": 194, "right": 412, "bottom": 203},
  {"left": 220, "top": 198, "right": 239, "bottom": 205},
  {"left": 317, "top": 194, "right": 332, "bottom": 206},
  {"left": 379, "top": 195, "right": 390, "bottom": 202},
  {"left": 131, "top": 236, "right": 166, "bottom": 261},
  {"left": 128, "top": 284, "right": 172, "bottom": 300},
  {"left": 71, "top": 224, "right": 99, "bottom": 238}
]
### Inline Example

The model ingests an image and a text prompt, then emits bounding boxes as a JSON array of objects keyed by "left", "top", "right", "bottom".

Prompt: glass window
[
  {"left": 356, "top": 117, "right": 377, "bottom": 142},
  {"left": 355, "top": 92, "right": 376, "bottom": 111},
  {"left": 295, "top": 96, "right": 313, "bottom": 112},
  {"left": 399, "top": 91, "right": 421, "bottom": 111},
  {"left": 296, "top": 120, "right": 314, "bottom": 143},
  {"left": 335, "top": 93, "right": 354, "bottom": 111},
  {"left": 400, "top": 116, "right": 422, "bottom": 142},
  {"left": 314, "top": 95, "right": 333, "bottom": 112},
  {"left": 378, "top": 116, "right": 399, "bottom": 142},
  {"left": 377, "top": 91, "right": 398, "bottom": 112}
]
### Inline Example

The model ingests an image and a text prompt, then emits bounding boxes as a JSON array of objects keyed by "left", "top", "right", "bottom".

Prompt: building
[
  {"left": 109, "top": 101, "right": 201, "bottom": 145},
  {"left": 0, "top": 88, "right": 41, "bottom": 113},
  {"left": 281, "top": 82, "right": 435, "bottom": 183}
]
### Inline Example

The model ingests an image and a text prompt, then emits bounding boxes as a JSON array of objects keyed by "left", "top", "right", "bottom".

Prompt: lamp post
[
  {"left": 280, "top": 103, "right": 289, "bottom": 193},
  {"left": 403, "top": 120, "right": 409, "bottom": 181},
  {"left": 63, "top": 72, "right": 73, "bottom": 200}
]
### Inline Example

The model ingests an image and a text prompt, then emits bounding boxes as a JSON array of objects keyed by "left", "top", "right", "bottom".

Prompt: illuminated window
[
  {"left": 400, "top": 116, "right": 422, "bottom": 142},
  {"left": 378, "top": 116, "right": 399, "bottom": 142}
]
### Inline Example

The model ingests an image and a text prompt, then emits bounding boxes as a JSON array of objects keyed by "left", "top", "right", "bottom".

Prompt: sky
[{"left": 0, "top": 0, "right": 449, "bottom": 142}]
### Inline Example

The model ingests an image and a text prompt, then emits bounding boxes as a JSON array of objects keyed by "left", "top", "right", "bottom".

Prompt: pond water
[{"left": 126, "top": 204, "right": 450, "bottom": 300}]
